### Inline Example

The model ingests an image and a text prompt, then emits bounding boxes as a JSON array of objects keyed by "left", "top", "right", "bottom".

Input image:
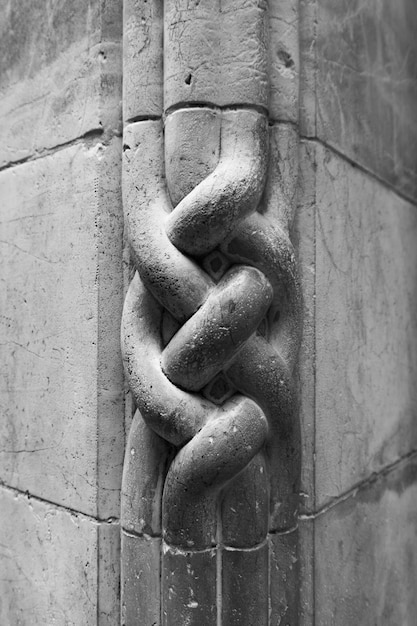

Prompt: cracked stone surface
[
  {"left": 300, "top": 0, "right": 417, "bottom": 202},
  {"left": 296, "top": 140, "right": 417, "bottom": 512},
  {"left": 0, "top": 486, "right": 120, "bottom": 626},
  {"left": 314, "top": 455, "right": 417, "bottom": 625},
  {"left": 0, "top": 139, "right": 124, "bottom": 518},
  {"left": 0, "top": 0, "right": 122, "bottom": 167}
]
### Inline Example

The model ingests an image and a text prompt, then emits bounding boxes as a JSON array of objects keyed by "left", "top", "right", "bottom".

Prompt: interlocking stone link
[{"left": 121, "top": 1, "right": 301, "bottom": 624}]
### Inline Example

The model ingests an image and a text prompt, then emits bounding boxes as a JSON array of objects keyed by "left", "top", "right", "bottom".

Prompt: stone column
[{"left": 121, "top": 0, "right": 301, "bottom": 624}]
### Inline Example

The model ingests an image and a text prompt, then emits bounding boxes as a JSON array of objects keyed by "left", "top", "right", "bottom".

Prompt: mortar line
[
  {"left": 121, "top": 527, "right": 161, "bottom": 540},
  {"left": 164, "top": 101, "right": 269, "bottom": 118},
  {"left": 0, "top": 481, "right": 120, "bottom": 524},
  {"left": 301, "top": 135, "right": 417, "bottom": 208},
  {"left": 0, "top": 128, "right": 122, "bottom": 174},
  {"left": 299, "top": 447, "right": 417, "bottom": 522},
  {"left": 312, "top": 119, "right": 317, "bottom": 626}
]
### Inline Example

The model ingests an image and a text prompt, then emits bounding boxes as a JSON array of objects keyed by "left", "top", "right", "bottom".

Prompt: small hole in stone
[
  {"left": 277, "top": 48, "right": 294, "bottom": 68},
  {"left": 185, "top": 73, "right": 192, "bottom": 85}
]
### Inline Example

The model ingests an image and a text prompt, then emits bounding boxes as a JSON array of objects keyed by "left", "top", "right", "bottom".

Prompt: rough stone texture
[
  {"left": 121, "top": 532, "right": 161, "bottom": 626},
  {"left": 297, "top": 519, "right": 314, "bottom": 626},
  {"left": 122, "top": 0, "right": 300, "bottom": 121},
  {"left": 294, "top": 130, "right": 417, "bottom": 623},
  {"left": 0, "top": 0, "right": 122, "bottom": 167},
  {"left": 123, "top": 0, "right": 163, "bottom": 120},
  {"left": 309, "top": 142, "right": 417, "bottom": 506},
  {"left": 0, "top": 1, "right": 122, "bottom": 624},
  {"left": 294, "top": 139, "right": 316, "bottom": 514},
  {"left": 268, "top": 0, "right": 299, "bottom": 122},
  {"left": 121, "top": 414, "right": 169, "bottom": 536},
  {"left": 0, "top": 486, "right": 120, "bottom": 625},
  {"left": 162, "top": 546, "right": 217, "bottom": 625},
  {"left": 300, "top": 0, "right": 417, "bottom": 202},
  {"left": 0, "top": 139, "right": 124, "bottom": 518},
  {"left": 164, "top": 0, "right": 268, "bottom": 110},
  {"left": 314, "top": 455, "right": 417, "bottom": 625},
  {"left": 269, "top": 530, "right": 299, "bottom": 625},
  {"left": 222, "top": 543, "right": 269, "bottom": 626}
]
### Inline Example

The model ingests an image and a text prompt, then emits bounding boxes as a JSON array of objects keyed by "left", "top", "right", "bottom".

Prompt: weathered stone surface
[
  {"left": 121, "top": 532, "right": 161, "bottom": 626},
  {"left": 303, "top": 142, "right": 417, "bottom": 505},
  {"left": 298, "top": 0, "right": 316, "bottom": 136},
  {"left": 98, "top": 522, "right": 122, "bottom": 625},
  {"left": 293, "top": 140, "right": 316, "bottom": 514},
  {"left": 303, "top": 0, "right": 417, "bottom": 201},
  {"left": 298, "top": 519, "right": 314, "bottom": 626},
  {"left": 123, "top": 0, "right": 299, "bottom": 119},
  {"left": 269, "top": 529, "right": 299, "bottom": 626},
  {"left": 222, "top": 543, "right": 269, "bottom": 625},
  {"left": 0, "top": 486, "right": 120, "bottom": 625},
  {"left": 0, "top": 0, "right": 122, "bottom": 165},
  {"left": 162, "top": 546, "right": 217, "bottom": 625},
  {"left": 221, "top": 455, "right": 269, "bottom": 548},
  {"left": 314, "top": 455, "right": 417, "bottom": 625},
  {"left": 0, "top": 139, "right": 124, "bottom": 517},
  {"left": 123, "top": 0, "right": 163, "bottom": 120},
  {"left": 164, "top": 0, "right": 268, "bottom": 110},
  {"left": 123, "top": 103, "right": 301, "bottom": 616},
  {"left": 164, "top": 108, "right": 220, "bottom": 206},
  {"left": 121, "top": 413, "right": 168, "bottom": 536},
  {"left": 268, "top": 0, "right": 299, "bottom": 122}
]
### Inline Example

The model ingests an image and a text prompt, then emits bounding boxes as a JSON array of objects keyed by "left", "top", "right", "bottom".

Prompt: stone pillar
[{"left": 121, "top": 0, "right": 301, "bottom": 624}]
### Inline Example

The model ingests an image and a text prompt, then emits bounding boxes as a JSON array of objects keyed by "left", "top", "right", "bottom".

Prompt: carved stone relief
[{"left": 121, "top": 1, "right": 301, "bottom": 623}]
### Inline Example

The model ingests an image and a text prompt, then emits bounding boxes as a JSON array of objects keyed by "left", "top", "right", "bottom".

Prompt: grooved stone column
[{"left": 121, "top": 0, "right": 301, "bottom": 624}]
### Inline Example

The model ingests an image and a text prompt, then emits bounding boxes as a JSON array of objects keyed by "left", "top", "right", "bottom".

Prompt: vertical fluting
[{"left": 121, "top": 1, "right": 301, "bottom": 625}]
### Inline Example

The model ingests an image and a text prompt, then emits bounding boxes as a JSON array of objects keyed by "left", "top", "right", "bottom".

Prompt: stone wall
[
  {"left": 0, "top": 0, "right": 416, "bottom": 624},
  {"left": 0, "top": 1, "right": 124, "bottom": 623},
  {"left": 297, "top": 0, "right": 417, "bottom": 623}
]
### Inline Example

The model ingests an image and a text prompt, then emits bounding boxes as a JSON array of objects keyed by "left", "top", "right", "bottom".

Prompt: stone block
[
  {"left": 162, "top": 545, "right": 217, "bottom": 625},
  {"left": 0, "top": 486, "right": 120, "bottom": 625},
  {"left": 121, "top": 532, "right": 161, "bottom": 626},
  {"left": 222, "top": 543, "right": 269, "bottom": 625},
  {"left": 298, "top": 0, "right": 317, "bottom": 136},
  {"left": 268, "top": 0, "right": 299, "bottom": 122},
  {"left": 0, "top": 138, "right": 124, "bottom": 517},
  {"left": 122, "top": 0, "right": 299, "bottom": 119},
  {"left": 163, "top": 0, "right": 268, "bottom": 110},
  {"left": 298, "top": 518, "right": 314, "bottom": 626},
  {"left": 312, "top": 0, "right": 417, "bottom": 201},
  {"left": 0, "top": 0, "right": 122, "bottom": 165},
  {"left": 308, "top": 142, "right": 417, "bottom": 505},
  {"left": 314, "top": 455, "right": 417, "bottom": 625},
  {"left": 98, "top": 522, "right": 122, "bottom": 626},
  {"left": 123, "top": 0, "right": 163, "bottom": 120},
  {"left": 269, "top": 529, "right": 299, "bottom": 625}
]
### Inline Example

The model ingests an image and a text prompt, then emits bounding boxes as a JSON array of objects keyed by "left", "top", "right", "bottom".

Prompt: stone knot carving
[{"left": 121, "top": 104, "right": 301, "bottom": 623}]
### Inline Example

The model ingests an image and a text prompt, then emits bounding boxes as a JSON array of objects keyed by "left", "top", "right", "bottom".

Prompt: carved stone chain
[{"left": 121, "top": 1, "right": 301, "bottom": 624}]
